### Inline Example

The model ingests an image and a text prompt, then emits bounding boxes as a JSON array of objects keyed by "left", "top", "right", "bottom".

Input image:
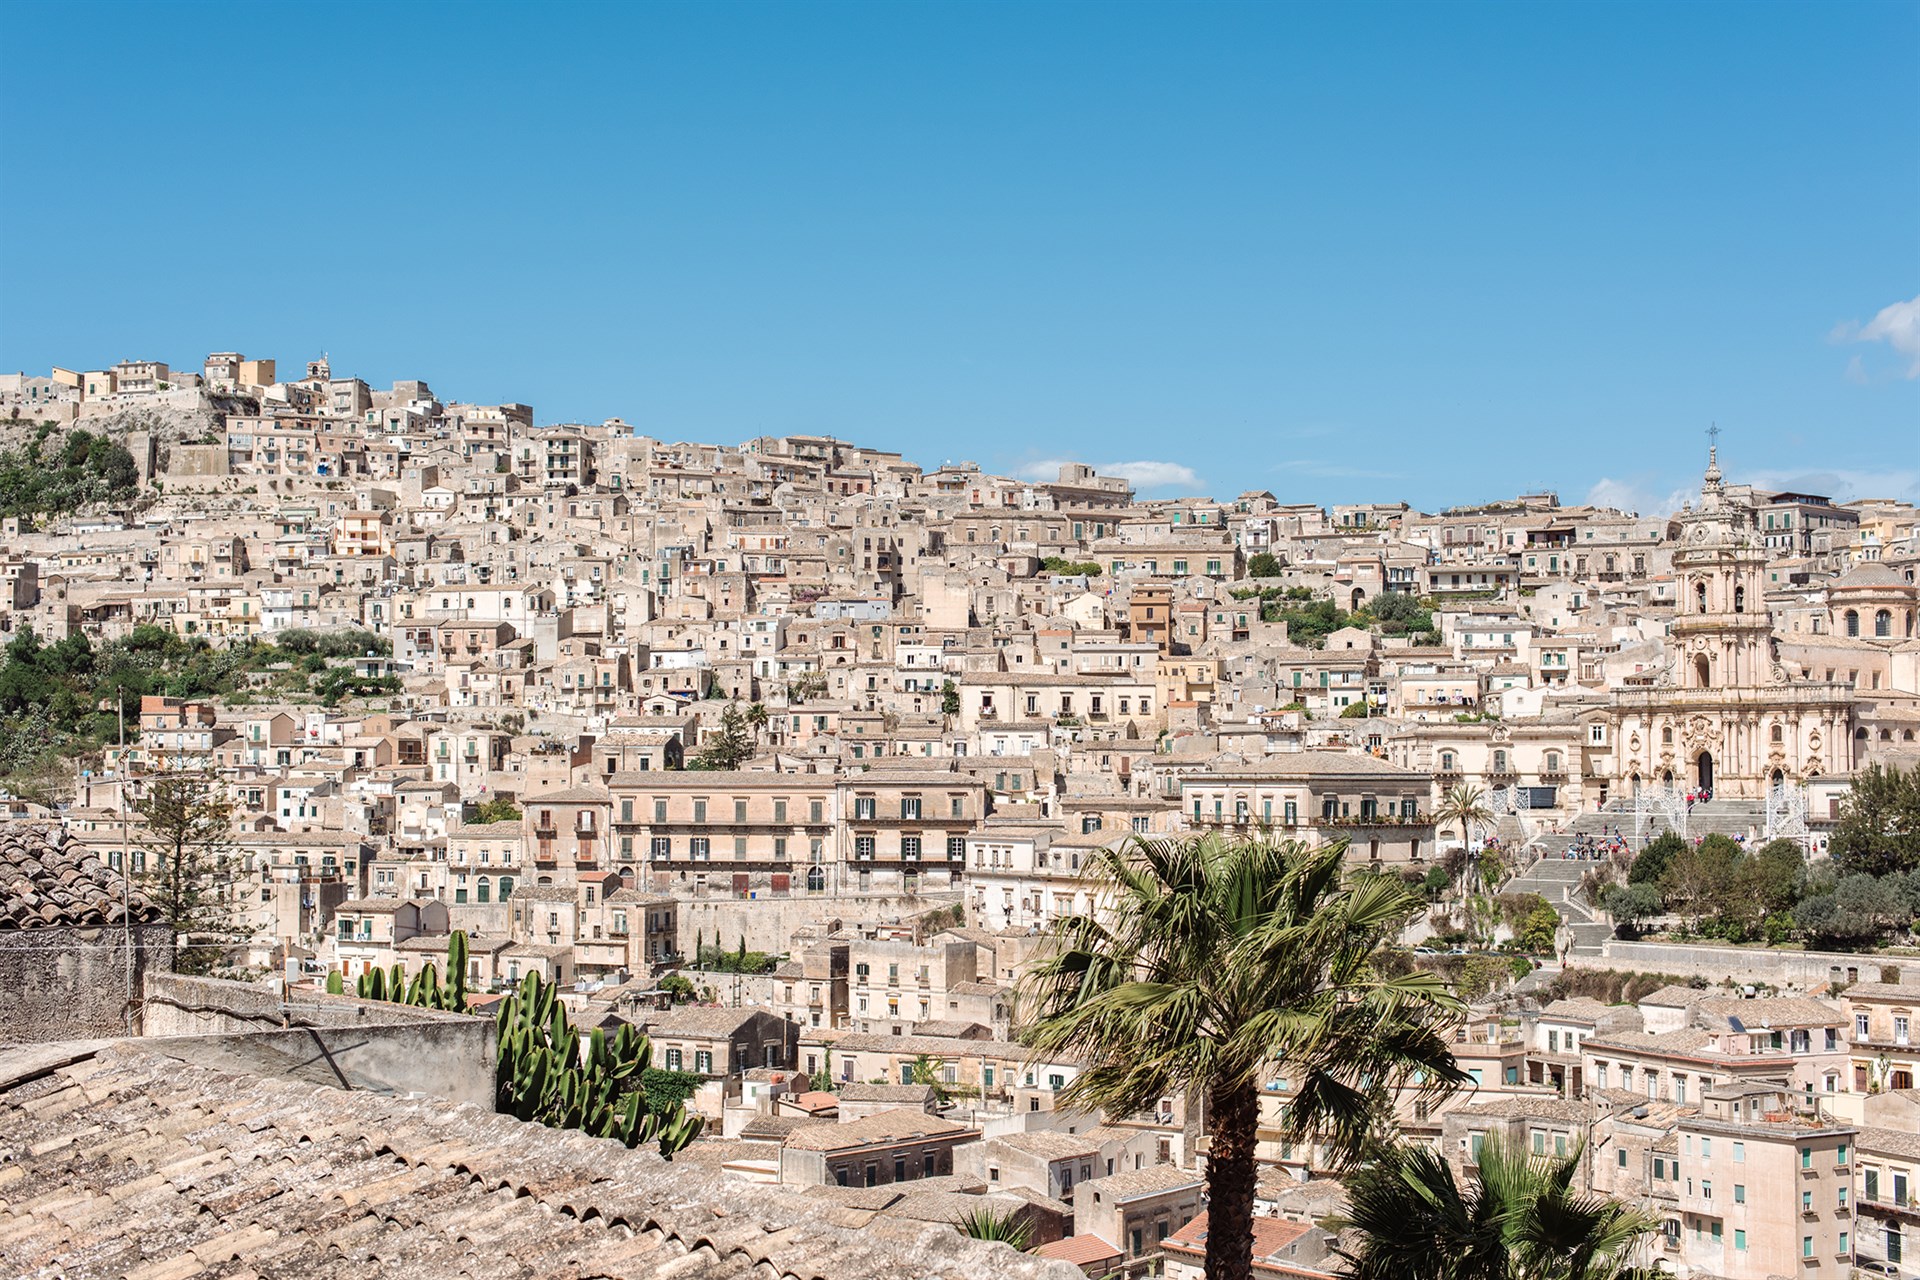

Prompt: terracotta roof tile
[{"left": 0, "top": 823, "right": 162, "bottom": 930}]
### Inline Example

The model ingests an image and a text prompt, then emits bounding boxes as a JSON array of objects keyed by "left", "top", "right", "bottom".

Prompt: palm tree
[
  {"left": 1338, "top": 1135, "right": 1659, "bottom": 1280},
  {"left": 1019, "top": 834, "right": 1466, "bottom": 1280},
  {"left": 1435, "top": 784, "right": 1494, "bottom": 853},
  {"left": 955, "top": 1204, "right": 1034, "bottom": 1250}
]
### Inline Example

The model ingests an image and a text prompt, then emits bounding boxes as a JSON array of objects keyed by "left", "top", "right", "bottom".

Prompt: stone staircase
[
  {"left": 1502, "top": 853, "right": 1614, "bottom": 956},
  {"left": 1485, "top": 797, "right": 1784, "bottom": 959}
]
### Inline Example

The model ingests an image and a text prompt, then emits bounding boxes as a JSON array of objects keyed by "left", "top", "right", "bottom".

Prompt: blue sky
[{"left": 2, "top": 1, "right": 1915, "bottom": 511}]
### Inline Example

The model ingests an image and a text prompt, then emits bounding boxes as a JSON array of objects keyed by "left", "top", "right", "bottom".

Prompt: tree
[
  {"left": 1517, "top": 902, "right": 1561, "bottom": 954},
  {"left": 1628, "top": 832, "right": 1683, "bottom": 886},
  {"left": 133, "top": 763, "right": 238, "bottom": 974},
  {"left": 1741, "top": 839, "right": 1806, "bottom": 917},
  {"left": 1660, "top": 835, "right": 1742, "bottom": 931},
  {"left": 469, "top": 795, "right": 522, "bottom": 824},
  {"left": 1435, "top": 785, "right": 1493, "bottom": 850},
  {"left": 1338, "top": 1135, "right": 1658, "bottom": 1280},
  {"left": 1246, "top": 552, "right": 1282, "bottom": 579},
  {"left": 1020, "top": 834, "right": 1465, "bottom": 1280},
  {"left": 659, "top": 974, "right": 695, "bottom": 1004},
  {"left": 1599, "top": 883, "right": 1664, "bottom": 938},
  {"left": 1341, "top": 701, "right": 1371, "bottom": 719},
  {"left": 690, "top": 704, "right": 755, "bottom": 770},
  {"left": 1831, "top": 764, "right": 1920, "bottom": 878},
  {"left": 940, "top": 678, "right": 961, "bottom": 719},
  {"left": 909, "top": 1053, "right": 954, "bottom": 1105}
]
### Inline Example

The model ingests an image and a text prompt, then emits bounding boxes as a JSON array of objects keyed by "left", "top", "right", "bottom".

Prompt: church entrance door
[{"left": 1696, "top": 751, "right": 1714, "bottom": 793}]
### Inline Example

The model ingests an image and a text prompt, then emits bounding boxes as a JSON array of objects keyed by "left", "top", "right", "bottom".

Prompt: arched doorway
[
  {"left": 1694, "top": 655, "right": 1711, "bottom": 688},
  {"left": 1350, "top": 588, "right": 1365, "bottom": 612},
  {"left": 1696, "top": 752, "right": 1714, "bottom": 793}
]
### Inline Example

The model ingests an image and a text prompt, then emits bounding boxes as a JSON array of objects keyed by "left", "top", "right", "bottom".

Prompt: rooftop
[
  {"left": 0, "top": 822, "right": 161, "bottom": 930},
  {"left": 0, "top": 1041, "right": 1075, "bottom": 1280}
]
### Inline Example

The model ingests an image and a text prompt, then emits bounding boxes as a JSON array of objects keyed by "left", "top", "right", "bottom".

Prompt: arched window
[
  {"left": 806, "top": 865, "right": 826, "bottom": 892},
  {"left": 1845, "top": 610, "right": 1860, "bottom": 637},
  {"left": 1733, "top": 586, "right": 1745, "bottom": 613},
  {"left": 1695, "top": 582, "right": 1708, "bottom": 614},
  {"left": 1662, "top": 726, "right": 1674, "bottom": 745},
  {"left": 1440, "top": 751, "right": 1456, "bottom": 771},
  {"left": 1694, "top": 655, "right": 1710, "bottom": 688},
  {"left": 1877, "top": 610, "right": 1893, "bottom": 638},
  {"left": 476, "top": 877, "right": 491, "bottom": 903},
  {"left": 1543, "top": 751, "right": 1561, "bottom": 773}
]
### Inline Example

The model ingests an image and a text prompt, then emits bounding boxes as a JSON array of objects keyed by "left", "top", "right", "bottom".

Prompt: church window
[
  {"left": 1733, "top": 586, "right": 1745, "bottom": 613},
  {"left": 1770, "top": 724, "right": 1783, "bottom": 744},
  {"left": 1696, "top": 582, "right": 1708, "bottom": 614},
  {"left": 1877, "top": 610, "right": 1893, "bottom": 638},
  {"left": 1662, "top": 727, "right": 1674, "bottom": 746},
  {"left": 1845, "top": 610, "right": 1860, "bottom": 637}
]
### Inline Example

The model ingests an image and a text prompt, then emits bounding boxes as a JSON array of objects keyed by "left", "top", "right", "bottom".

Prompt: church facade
[{"left": 1605, "top": 448, "right": 1856, "bottom": 799}]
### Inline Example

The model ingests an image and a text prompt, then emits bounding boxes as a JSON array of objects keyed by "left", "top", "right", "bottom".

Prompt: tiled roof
[
  {"left": 0, "top": 823, "right": 161, "bottom": 930},
  {"left": 781, "top": 1107, "right": 973, "bottom": 1152},
  {"left": 1035, "top": 1233, "right": 1125, "bottom": 1266},
  {"left": 0, "top": 1041, "right": 1077, "bottom": 1280}
]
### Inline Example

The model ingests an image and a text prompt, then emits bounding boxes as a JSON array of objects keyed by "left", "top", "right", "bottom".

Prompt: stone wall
[
  {"left": 1589, "top": 939, "right": 1915, "bottom": 989},
  {"left": 141, "top": 972, "right": 497, "bottom": 1107},
  {"left": 0, "top": 923, "right": 174, "bottom": 1045}
]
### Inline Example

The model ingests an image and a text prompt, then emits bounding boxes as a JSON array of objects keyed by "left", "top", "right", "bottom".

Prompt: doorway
[{"left": 1696, "top": 752, "right": 1714, "bottom": 793}]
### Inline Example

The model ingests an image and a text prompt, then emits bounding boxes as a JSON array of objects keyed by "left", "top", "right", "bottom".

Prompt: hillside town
[{"left": 2, "top": 350, "right": 1919, "bottom": 1280}]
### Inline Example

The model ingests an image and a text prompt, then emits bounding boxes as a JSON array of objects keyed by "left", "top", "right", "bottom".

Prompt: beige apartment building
[
  {"left": 1846, "top": 982, "right": 1920, "bottom": 1094},
  {"left": 1855, "top": 1125, "right": 1920, "bottom": 1274},
  {"left": 608, "top": 770, "right": 835, "bottom": 894},
  {"left": 1669, "top": 1096, "right": 1857, "bottom": 1279},
  {"left": 1176, "top": 752, "right": 1436, "bottom": 863}
]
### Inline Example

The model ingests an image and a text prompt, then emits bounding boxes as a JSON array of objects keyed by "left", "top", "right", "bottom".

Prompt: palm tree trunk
[{"left": 1204, "top": 1076, "right": 1259, "bottom": 1280}]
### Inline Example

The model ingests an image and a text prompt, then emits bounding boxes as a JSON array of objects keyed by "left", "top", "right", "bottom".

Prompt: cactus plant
[
  {"left": 349, "top": 933, "right": 700, "bottom": 1155},
  {"left": 326, "top": 970, "right": 344, "bottom": 996},
  {"left": 491, "top": 971, "right": 702, "bottom": 1156}
]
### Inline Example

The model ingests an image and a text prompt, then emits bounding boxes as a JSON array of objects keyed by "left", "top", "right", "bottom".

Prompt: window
[
  {"left": 665, "top": 1049, "right": 682, "bottom": 1070},
  {"left": 1734, "top": 1184, "right": 1745, "bottom": 1203},
  {"left": 1734, "top": 1228, "right": 1746, "bottom": 1251},
  {"left": 694, "top": 1050, "right": 712, "bottom": 1073}
]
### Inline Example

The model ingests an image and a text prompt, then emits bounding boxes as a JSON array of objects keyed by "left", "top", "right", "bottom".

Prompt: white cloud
[
  {"left": 1583, "top": 478, "right": 1694, "bottom": 517},
  {"left": 1013, "top": 458, "right": 1076, "bottom": 483},
  {"left": 1009, "top": 457, "right": 1201, "bottom": 491},
  {"left": 1833, "top": 293, "right": 1920, "bottom": 378},
  {"left": 1735, "top": 467, "right": 1920, "bottom": 504},
  {"left": 1099, "top": 460, "right": 1202, "bottom": 490}
]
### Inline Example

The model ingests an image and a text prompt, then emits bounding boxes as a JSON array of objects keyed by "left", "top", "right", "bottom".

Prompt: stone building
[{"left": 1605, "top": 448, "right": 1856, "bottom": 799}]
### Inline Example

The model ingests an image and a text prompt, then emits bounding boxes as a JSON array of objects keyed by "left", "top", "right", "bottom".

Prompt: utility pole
[{"left": 114, "top": 697, "right": 136, "bottom": 1032}]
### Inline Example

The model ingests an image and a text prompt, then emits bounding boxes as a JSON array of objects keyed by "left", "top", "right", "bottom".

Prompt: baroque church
[{"left": 1606, "top": 446, "right": 1857, "bottom": 799}]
